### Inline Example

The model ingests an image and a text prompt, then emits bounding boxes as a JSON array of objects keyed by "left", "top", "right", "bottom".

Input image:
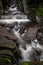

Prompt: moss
[{"left": 22, "top": 61, "right": 43, "bottom": 65}]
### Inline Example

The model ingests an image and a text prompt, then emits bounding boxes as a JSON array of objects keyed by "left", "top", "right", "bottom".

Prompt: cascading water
[
  {"left": 12, "top": 26, "right": 43, "bottom": 62},
  {"left": 12, "top": 26, "right": 26, "bottom": 49},
  {"left": 0, "top": 2, "right": 43, "bottom": 62}
]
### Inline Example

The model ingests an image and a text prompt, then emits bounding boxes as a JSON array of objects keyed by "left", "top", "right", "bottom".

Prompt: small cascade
[{"left": 12, "top": 25, "right": 43, "bottom": 62}]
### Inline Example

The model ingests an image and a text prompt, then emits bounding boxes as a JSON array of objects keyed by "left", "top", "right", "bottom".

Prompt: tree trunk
[
  {"left": 22, "top": 0, "right": 26, "bottom": 13},
  {"left": 0, "top": 0, "right": 3, "bottom": 15}
]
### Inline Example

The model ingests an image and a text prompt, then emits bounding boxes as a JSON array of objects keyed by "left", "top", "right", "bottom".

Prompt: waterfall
[
  {"left": 12, "top": 25, "right": 43, "bottom": 62},
  {"left": 12, "top": 27, "right": 26, "bottom": 49}
]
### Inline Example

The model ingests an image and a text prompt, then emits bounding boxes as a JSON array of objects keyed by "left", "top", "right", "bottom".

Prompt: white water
[
  {"left": 19, "top": 40, "right": 43, "bottom": 62},
  {"left": 0, "top": 4, "right": 43, "bottom": 61},
  {"left": 12, "top": 27, "right": 43, "bottom": 62},
  {"left": 12, "top": 28, "right": 26, "bottom": 49},
  {"left": 0, "top": 19, "right": 30, "bottom": 24}
]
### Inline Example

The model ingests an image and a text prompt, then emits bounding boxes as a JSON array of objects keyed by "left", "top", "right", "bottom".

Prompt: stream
[{"left": 0, "top": 4, "right": 43, "bottom": 61}]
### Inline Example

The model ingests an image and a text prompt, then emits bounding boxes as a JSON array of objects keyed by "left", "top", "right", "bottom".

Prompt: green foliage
[
  {"left": 22, "top": 62, "right": 28, "bottom": 65},
  {"left": 0, "top": 56, "right": 12, "bottom": 64},
  {"left": 36, "top": 6, "right": 43, "bottom": 16},
  {"left": 22, "top": 61, "right": 43, "bottom": 65},
  {"left": 25, "top": 0, "right": 43, "bottom": 17}
]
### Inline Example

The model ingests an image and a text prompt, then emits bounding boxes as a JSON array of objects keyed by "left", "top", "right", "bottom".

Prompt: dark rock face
[
  {"left": 0, "top": 35, "right": 16, "bottom": 48},
  {"left": 22, "top": 27, "right": 39, "bottom": 41},
  {"left": 0, "top": 27, "right": 21, "bottom": 64},
  {"left": 1, "top": 0, "right": 24, "bottom": 14},
  {"left": 0, "top": 27, "right": 16, "bottom": 41},
  {"left": 1, "top": 0, "right": 15, "bottom": 14},
  {"left": 36, "top": 28, "right": 43, "bottom": 45}
]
